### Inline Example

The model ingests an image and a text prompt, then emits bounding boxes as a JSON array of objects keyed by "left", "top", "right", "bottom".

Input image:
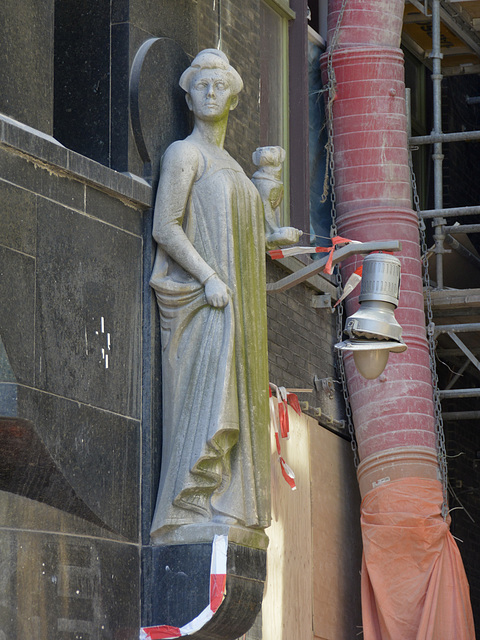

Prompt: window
[{"left": 260, "top": 1, "right": 291, "bottom": 226}]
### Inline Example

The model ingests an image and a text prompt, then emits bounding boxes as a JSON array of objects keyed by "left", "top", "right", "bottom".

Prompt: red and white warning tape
[
  {"left": 140, "top": 534, "right": 228, "bottom": 640},
  {"left": 268, "top": 235, "right": 359, "bottom": 275},
  {"left": 333, "top": 265, "right": 363, "bottom": 309},
  {"left": 269, "top": 384, "right": 301, "bottom": 491}
]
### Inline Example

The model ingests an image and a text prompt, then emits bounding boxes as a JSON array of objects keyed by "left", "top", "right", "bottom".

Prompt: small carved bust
[{"left": 252, "top": 146, "right": 301, "bottom": 249}]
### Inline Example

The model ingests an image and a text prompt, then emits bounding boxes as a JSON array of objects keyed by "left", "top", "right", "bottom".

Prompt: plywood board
[
  {"left": 310, "top": 423, "right": 363, "bottom": 640},
  {"left": 262, "top": 408, "right": 313, "bottom": 640}
]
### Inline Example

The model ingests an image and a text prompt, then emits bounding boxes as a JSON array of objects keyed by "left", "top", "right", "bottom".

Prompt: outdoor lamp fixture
[{"left": 335, "top": 253, "right": 407, "bottom": 379}]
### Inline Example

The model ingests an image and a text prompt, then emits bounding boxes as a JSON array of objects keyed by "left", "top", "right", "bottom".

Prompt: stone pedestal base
[
  {"left": 142, "top": 542, "right": 266, "bottom": 639},
  {"left": 150, "top": 521, "right": 269, "bottom": 550}
]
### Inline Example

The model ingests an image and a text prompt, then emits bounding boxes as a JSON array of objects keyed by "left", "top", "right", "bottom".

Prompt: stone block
[
  {"left": 0, "top": 147, "right": 85, "bottom": 212},
  {"left": 129, "top": 0, "right": 198, "bottom": 55},
  {"left": 0, "top": 246, "right": 35, "bottom": 386},
  {"left": 35, "top": 198, "right": 142, "bottom": 418},
  {"left": 142, "top": 543, "right": 266, "bottom": 639},
  {"left": 0, "top": 527, "right": 139, "bottom": 638},
  {"left": 0, "top": 0, "right": 54, "bottom": 133},
  {"left": 54, "top": 0, "right": 111, "bottom": 165},
  {"left": 85, "top": 186, "right": 144, "bottom": 235},
  {"left": 17, "top": 387, "right": 140, "bottom": 541},
  {"left": 0, "top": 180, "right": 36, "bottom": 256}
]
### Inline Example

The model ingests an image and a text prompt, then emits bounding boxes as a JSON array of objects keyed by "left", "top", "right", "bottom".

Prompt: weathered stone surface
[
  {"left": 35, "top": 198, "right": 142, "bottom": 418},
  {"left": 0, "top": 0, "right": 54, "bottom": 133},
  {"left": 0, "top": 526, "right": 139, "bottom": 638},
  {"left": 17, "top": 386, "right": 140, "bottom": 541},
  {"left": 0, "top": 181, "right": 37, "bottom": 257},
  {"left": 0, "top": 246, "right": 35, "bottom": 387},
  {"left": 149, "top": 50, "right": 300, "bottom": 546}
]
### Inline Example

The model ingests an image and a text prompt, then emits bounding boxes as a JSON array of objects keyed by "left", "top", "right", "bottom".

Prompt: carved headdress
[{"left": 179, "top": 49, "right": 244, "bottom": 95}]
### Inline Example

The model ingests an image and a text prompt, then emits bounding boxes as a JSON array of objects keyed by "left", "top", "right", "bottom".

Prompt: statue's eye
[{"left": 215, "top": 82, "right": 226, "bottom": 90}]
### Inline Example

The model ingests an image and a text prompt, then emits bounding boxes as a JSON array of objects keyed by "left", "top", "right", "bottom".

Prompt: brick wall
[{"left": 266, "top": 259, "right": 342, "bottom": 421}]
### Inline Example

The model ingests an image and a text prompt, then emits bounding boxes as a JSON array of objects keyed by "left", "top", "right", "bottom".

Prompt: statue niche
[{"left": 149, "top": 49, "right": 300, "bottom": 548}]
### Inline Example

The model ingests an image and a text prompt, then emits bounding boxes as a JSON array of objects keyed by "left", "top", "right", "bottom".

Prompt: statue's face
[{"left": 187, "top": 68, "right": 238, "bottom": 121}]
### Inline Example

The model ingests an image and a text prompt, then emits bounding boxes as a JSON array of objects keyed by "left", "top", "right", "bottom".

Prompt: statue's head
[
  {"left": 252, "top": 146, "right": 286, "bottom": 169},
  {"left": 179, "top": 49, "right": 243, "bottom": 95},
  {"left": 179, "top": 50, "right": 243, "bottom": 121}
]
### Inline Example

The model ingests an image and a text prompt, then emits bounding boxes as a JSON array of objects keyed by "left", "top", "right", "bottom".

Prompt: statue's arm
[
  {"left": 259, "top": 187, "right": 302, "bottom": 249},
  {"left": 152, "top": 141, "right": 229, "bottom": 308},
  {"left": 265, "top": 225, "right": 302, "bottom": 249}
]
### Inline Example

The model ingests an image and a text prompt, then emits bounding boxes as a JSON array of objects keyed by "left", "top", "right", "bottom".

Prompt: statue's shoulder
[
  {"left": 161, "top": 138, "right": 202, "bottom": 173},
  {"left": 164, "top": 138, "right": 200, "bottom": 161}
]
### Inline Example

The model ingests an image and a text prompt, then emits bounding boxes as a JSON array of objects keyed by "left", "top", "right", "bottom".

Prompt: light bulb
[{"left": 353, "top": 348, "right": 389, "bottom": 379}]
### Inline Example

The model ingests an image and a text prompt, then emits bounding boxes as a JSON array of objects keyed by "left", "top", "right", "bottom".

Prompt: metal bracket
[
  {"left": 267, "top": 240, "right": 402, "bottom": 294},
  {"left": 311, "top": 293, "right": 331, "bottom": 309},
  {"left": 313, "top": 376, "right": 335, "bottom": 399}
]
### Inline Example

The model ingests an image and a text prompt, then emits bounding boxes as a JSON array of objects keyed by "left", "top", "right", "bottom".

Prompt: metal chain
[
  {"left": 324, "top": 0, "right": 360, "bottom": 468},
  {"left": 409, "top": 151, "right": 449, "bottom": 519}
]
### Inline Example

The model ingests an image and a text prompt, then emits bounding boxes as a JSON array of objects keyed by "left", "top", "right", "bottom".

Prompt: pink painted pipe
[{"left": 321, "top": 1, "right": 436, "bottom": 466}]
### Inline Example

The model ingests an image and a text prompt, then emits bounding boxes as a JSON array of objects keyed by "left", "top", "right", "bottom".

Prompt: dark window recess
[
  {"left": 54, "top": 0, "right": 111, "bottom": 166},
  {"left": 308, "top": 1, "right": 320, "bottom": 34}
]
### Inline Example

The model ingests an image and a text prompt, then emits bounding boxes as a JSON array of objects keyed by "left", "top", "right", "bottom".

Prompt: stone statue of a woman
[{"left": 149, "top": 49, "right": 300, "bottom": 546}]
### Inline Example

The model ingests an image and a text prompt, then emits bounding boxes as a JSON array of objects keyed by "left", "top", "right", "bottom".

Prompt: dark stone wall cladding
[
  {"left": 0, "top": 1, "right": 54, "bottom": 134},
  {"left": 0, "top": 146, "right": 145, "bottom": 637}
]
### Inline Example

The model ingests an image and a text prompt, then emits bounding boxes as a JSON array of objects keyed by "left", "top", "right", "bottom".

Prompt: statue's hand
[
  {"left": 266, "top": 226, "right": 302, "bottom": 249},
  {"left": 204, "top": 274, "right": 230, "bottom": 308}
]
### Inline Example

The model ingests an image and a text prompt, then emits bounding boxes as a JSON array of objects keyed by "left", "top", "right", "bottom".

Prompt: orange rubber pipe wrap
[{"left": 321, "top": 1, "right": 475, "bottom": 637}]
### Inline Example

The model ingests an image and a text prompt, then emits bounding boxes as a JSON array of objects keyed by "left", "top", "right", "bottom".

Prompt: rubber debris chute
[{"left": 361, "top": 477, "right": 475, "bottom": 640}]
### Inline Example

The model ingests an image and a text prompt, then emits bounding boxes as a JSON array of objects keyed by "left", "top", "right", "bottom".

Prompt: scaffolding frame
[{"left": 407, "top": 0, "right": 480, "bottom": 420}]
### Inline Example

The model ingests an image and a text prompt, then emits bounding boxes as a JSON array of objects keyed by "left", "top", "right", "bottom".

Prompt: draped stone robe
[{"left": 150, "top": 139, "right": 271, "bottom": 541}]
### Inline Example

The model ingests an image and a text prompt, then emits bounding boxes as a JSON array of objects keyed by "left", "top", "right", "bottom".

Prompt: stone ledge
[{"left": 0, "top": 113, "right": 153, "bottom": 208}]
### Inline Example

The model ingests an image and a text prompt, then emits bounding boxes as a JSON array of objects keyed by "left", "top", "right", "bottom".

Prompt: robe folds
[{"left": 150, "top": 141, "right": 271, "bottom": 539}]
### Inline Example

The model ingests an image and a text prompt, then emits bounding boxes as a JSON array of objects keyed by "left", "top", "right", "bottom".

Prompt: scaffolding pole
[
  {"left": 410, "top": 129, "right": 480, "bottom": 145},
  {"left": 432, "top": 0, "right": 445, "bottom": 289},
  {"left": 420, "top": 205, "right": 480, "bottom": 218}
]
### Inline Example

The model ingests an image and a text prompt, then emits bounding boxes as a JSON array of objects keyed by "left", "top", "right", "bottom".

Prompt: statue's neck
[{"left": 192, "top": 118, "right": 228, "bottom": 149}]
